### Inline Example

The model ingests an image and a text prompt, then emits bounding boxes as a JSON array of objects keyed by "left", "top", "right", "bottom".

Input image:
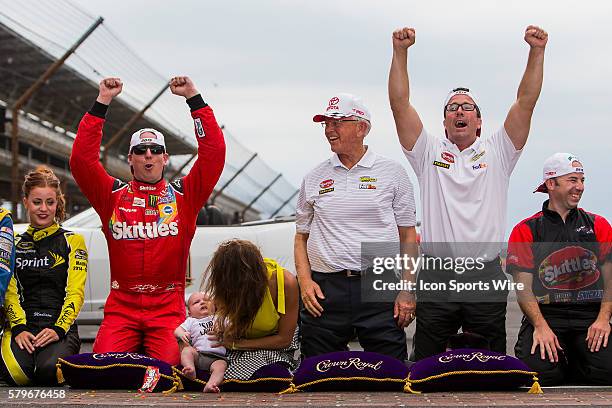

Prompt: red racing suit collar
[{"left": 129, "top": 178, "right": 167, "bottom": 196}]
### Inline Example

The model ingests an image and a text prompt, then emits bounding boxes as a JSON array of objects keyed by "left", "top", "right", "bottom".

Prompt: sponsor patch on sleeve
[
  {"left": 194, "top": 118, "right": 205, "bottom": 138},
  {"left": 75, "top": 249, "right": 88, "bottom": 260}
]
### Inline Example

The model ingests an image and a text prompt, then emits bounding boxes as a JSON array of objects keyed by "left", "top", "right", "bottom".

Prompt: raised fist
[
  {"left": 524, "top": 25, "right": 548, "bottom": 49},
  {"left": 170, "top": 76, "right": 199, "bottom": 99},
  {"left": 97, "top": 77, "right": 122, "bottom": 105},
  {"left": 392, "top": 27, "right": 416, "bottom": 50}
]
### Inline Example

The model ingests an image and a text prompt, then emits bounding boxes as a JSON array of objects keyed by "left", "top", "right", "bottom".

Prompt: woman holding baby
[{"left": 204, "top": 239, "right": 299, "bottom": 381}]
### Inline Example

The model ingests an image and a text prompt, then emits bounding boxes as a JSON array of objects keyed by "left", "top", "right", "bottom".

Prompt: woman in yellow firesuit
[{"left": 0, "top": 167, "right": 87, "bottom": 385}]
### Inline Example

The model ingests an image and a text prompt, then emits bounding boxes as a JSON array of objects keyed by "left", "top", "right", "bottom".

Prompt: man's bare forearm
[
  {"left": 294, "top": 233, "right": 313, "bottom": 283},
  {"left": 597, "top": 263, "right": 612, "bottom": 322},
  {"left": 515, "top": 271, "right": 548, "bottom": 328},
  {"left": 389, "top": 47, "right": 410, "bottom": 111},
  {"left": 516, "top": 47, "right": 545, "bottom": 112},
  {"left": 399, "top": 226, "right": 418, "bottom": 285}
]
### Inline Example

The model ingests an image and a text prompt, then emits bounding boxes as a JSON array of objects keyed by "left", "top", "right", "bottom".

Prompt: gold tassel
[
  {"left": 278, "top": 383, "right": 298, "bottom": 394},
  {"left": 403, "top": 380, "right": 421, "bottom": 394},
  {"left": 56, "top": 364, "right": 65, "bottom": 384},
  {"left": 527, "top": 376, "right": 543, "bottom": 394},
  {"left": 175, "top": 376, "right": 184, "bottom": 391},
  {"left": 162, "top": 380, "right": 179, "bottom": 395}
]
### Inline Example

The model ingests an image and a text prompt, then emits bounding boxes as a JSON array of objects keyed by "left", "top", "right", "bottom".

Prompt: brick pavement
[
  {"left": 28, "top": 301, "right": 605, "bottom": 407},
  {"left": 1, "top": 387, "right": 611, "bottom": 407}
]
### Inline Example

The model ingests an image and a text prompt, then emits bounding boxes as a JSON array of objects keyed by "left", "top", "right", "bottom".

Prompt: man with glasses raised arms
[
  {"left": 70, "top": 76, "right": 225, "bottom": 364},
  {"left": 388, "top": 25, "right": 548, "bottom": 360},
  {"left": 295, "top": 94, "right": 417, "bottom": 360}
]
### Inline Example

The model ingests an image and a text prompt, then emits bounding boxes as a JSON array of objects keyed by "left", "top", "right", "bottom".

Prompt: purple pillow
[
  {"left": 406, "top": 348, "right": 541, "bottom": 393},
  {"left": 57, "top": 352, "right": 178, "bottom": 393},
  {"left": 282, "top": 351, "right": 408, "bottom": 393},
  {"left": 222, "top": 363, "right": 293, "bottom": 392},
  {"left": 174, "top": 363, "right": 292, "bottom": 392}
]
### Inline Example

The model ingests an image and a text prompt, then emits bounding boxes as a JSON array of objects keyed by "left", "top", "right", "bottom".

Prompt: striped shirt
[{"left": 296, "top": 147, "right": 417, "bottom": 273}]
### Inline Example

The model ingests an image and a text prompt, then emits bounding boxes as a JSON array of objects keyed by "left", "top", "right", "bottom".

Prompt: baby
[{"left": 175, "top": 292, "right": 227, "bottom": 393}]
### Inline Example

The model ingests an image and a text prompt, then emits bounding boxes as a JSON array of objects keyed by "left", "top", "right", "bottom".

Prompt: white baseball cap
[
  {"left": 534, "top": 153, "right": 584, "bottom": 193},
  {"left": 128, "top": 128, "right": 166, "bottom": 154},
  {"left": 444, "top": 87, "right": 479, "bottom": 107},
  {"left": 313, "top": 93, "right": 371, "bottom": 122}
]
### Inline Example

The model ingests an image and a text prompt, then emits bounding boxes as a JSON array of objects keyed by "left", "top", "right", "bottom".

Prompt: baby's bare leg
[
  {"left": 180, "top": 346, "right": 199, "bottom": 379},
  {"left": 203, "top": 359, "right": 228, "bottom": 393}
]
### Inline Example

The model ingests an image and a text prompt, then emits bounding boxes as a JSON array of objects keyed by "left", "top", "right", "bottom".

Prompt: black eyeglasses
[
  {"left": 445, "top": 102, "right": 477, "bottom": 112},
  {"left": 131, "top": 145, "right": 165, "bottom": 155}
]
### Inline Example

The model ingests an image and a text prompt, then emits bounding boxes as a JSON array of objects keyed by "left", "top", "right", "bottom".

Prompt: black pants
[
  {"left": 412, "top": 301, "right": 507, "bottom": 360},
  {"left": 411, "top": 257, "right": 508, "bottom": 361},
  {"left": 0, "top": 323, "right": 81, "bottom": 386},
  {"left": 514, "top": 314, "right": 612, "bottom": 386},
  {"left": 300, "top": 271, "right": 407, "bottom": 361}
]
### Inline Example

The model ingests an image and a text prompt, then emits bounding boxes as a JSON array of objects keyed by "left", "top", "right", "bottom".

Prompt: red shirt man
[{"left": 70, "top": 77, "right": 225, "bottom": 364}]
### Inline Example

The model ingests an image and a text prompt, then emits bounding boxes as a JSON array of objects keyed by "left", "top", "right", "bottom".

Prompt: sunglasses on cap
[{"left": 130, "top": 145, "right": 165, "bottom": 155}]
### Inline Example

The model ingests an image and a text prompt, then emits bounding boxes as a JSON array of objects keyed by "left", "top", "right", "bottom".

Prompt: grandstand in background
[{"left": 0, "top": 0, "right": 298, "bottom": 224}]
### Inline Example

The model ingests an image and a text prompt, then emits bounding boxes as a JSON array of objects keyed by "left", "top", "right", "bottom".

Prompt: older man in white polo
[{"left": 295, "top": 93, "right": 417, "bottom": 360}]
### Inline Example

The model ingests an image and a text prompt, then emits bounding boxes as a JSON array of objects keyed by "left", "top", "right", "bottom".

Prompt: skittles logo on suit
[{"left": 538, "top": 246, "right": 599, "bottom": 290}]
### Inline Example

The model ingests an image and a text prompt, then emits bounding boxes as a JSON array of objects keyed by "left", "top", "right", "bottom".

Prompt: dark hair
[
  {"left": 22, "top": 166, "right": 66, "bottom": 222},
  {"left": 202, "top": 239, "right": 268, "bottom": 340}
]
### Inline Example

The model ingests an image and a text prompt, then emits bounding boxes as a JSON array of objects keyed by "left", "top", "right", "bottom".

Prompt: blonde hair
[{"left": 22, "top": 166, "right": 66, "bottom": 222}]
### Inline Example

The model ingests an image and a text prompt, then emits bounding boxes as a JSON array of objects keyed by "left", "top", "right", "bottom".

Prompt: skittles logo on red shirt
[{"left": 538, "top": 246, "right": 599, "bottom": 290}]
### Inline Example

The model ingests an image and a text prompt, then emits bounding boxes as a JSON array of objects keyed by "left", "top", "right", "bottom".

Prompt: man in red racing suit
[{"left": 70, "top": 77, "right": 225, "bottom": 364}]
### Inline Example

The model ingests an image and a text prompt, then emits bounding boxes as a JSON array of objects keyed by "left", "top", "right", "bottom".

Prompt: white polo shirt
[
  {"left": 296, "top": 147, "right": 417, "bottom": 273},
  {"left": 403, "top": 127, "right": 521, "bottom": 260}
]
